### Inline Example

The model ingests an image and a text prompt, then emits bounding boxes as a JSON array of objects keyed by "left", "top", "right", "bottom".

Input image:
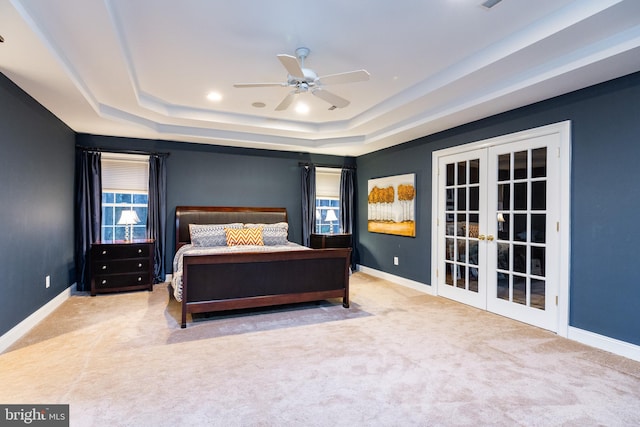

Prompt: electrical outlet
[
  {"left": 393, "top": 257, "right": 399, "bottom": 266},
  {"left": 45, "top": 275, "right": 50, "bottom": 288}
]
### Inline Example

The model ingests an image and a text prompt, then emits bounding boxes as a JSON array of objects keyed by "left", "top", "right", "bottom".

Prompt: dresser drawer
[
  {"left": 93, "top": 273, "right": 150, "bottom": 289},
  {"left": 93, "top": 258, "right": 151, "bottom": 275},
  {"left": 93, "top": 244, "right": 150, "bottom": 260}
]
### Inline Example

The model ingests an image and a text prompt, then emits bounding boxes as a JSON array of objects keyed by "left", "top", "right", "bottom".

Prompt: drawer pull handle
[
  {"left": 101, "top": 279, "right": 107, "bottom": 285},
  {"left": 138, "top": 249, "right": 142, "bottom": 254},
  {"left": 102, "top": 250, "right": 107, "bottom": 255},
  {"left": 137, "top": 277, "right": 142, "bottom": 282},
  {"left": 138, "top": 263, "right": 143, "bottom": 268},
  {"left": 102, "top": 265, "right": 107, "bottom": 270}
]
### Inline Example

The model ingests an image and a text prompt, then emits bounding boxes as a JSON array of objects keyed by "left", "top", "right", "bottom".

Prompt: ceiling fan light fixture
[{"left": 295, "top": 102, "right": 310, "bottom": 114}]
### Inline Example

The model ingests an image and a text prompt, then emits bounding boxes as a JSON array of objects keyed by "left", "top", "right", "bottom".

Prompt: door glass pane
[
  {"left": 514, "top": 151, "right": 528, "bottom": 180},
  {"left": 445, "top": 263, "right": 454, "bottom": 286},
  {"left": 457, "top": 214, "right": 466, "bottom": 237},
  {"left": 531, "top": 214, "right": 546, "bottom": 244},
  {"left": 514, "top": 183, "right": 528, "bottom": 210},
  {"left": 456, "top": 265, "right": 466, "bottom": 288},
  {"left": 457, "top": 188, "right": 466, "bottom": 211},
  {"left": 513, "top": 275, "right": 527, "bottom": 305},
  {"left": 497, "top": 273, "right": 509, "bottom": 300},
  {"left": 469, "top": 159, "right": 480, "bottom": 184},
  {"left": 513, "top": 244, "right": 527, "bottom": 273},
  {"left": 469, "top": 213, "right": 479, "bottom": 238},
  {"left": 458, "top": 161, "right": 467, "bottom": 185},
  {"left": 531, "top": 181, "right": 546, "bottom": 210},
  {"left": 469, "top": 240, "right": 478, "bottom": 265},
  {"left": 498, "top": 154, "right": 510, "bottom": 181},
  {"left": 497, "top": 243, "right": 509, "bottom": 270},
  {"left": 531, "top": 279, "right": 546, "bottom": 310},
  {"left": 446, "top": 213, "right": 455, "bottom": 236},
  {"left": 469, "top": 267, "right": 479, "bottom": 292},
  {"left": 514, "top": 214, "right": 527, "bottom": 242},
  {"left": 446, "top": 238, "right": 455, "bottom": 261},
  {"left": 532, "top": 148, "right": 547, "bottom": 178},
  {"left": 457, "top": 239, "right": 467, "bottom": 263},
  {"left": 531, "top": 246, "right": 545, "bottom": 276},
  {"left": 469, "top": 186, "right": 479, "bottom": 211},
  {"left": 497, "top": 184, "right": 510, "bottom": 210},
  {"left": 446, "top": 163, "right": 455, "bottom": 186},
  {"left": 497, "top": 213, "right": 510, "bottom": 240},
  {"left": 446, "top": 189, "right": 455, "bottom": 211}
]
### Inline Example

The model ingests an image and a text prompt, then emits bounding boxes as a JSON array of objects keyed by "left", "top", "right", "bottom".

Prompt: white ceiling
[{"left": 1, "top": 0, "right": 639, "bottom": 156}]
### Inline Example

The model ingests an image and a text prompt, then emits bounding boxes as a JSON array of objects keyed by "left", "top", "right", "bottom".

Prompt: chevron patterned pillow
[
  {"left": 244, "top": 222, "right": 288, "bottom": 245},
  {"left": 225, "top": 227, "right": 264, "bottom": 246}
]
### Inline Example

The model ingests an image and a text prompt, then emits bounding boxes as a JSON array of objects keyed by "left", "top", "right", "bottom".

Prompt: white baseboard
[
  {"left": 356, "top": 265, "right": 434, "bottom": 295},
  {"left": 568, "top": 326, "right": 640, "bottom": 362},
  {"left": 356, "top": 265, "right": 640, "bottom": 362},
  {"left": 0, "top": 283, "right": 75, "bottom": 354}
]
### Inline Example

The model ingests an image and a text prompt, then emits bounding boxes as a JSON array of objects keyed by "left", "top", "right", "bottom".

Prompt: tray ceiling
[{"left": 1, "top": 0, "right": 639, "bottom": 155}]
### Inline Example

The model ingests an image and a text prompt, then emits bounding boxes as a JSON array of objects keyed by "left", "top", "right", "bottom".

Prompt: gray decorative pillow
[
  {"left": 189, "top": 223, "right": 243, "bottom": 246},
  {"left": 244, "top": 222, "right": 288, "bottom": 245}
]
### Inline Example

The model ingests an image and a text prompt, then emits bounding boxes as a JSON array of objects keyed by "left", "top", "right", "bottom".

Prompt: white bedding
[{"left": 170, "top": 242, "right": 310, "bottom": 302}]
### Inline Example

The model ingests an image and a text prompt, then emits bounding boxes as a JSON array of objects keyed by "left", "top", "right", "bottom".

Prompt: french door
[{"left": 435, "top": 127, "right": 565, "bottom": 332}]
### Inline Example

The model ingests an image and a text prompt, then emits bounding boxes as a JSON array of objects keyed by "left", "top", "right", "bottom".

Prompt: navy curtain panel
[
  {"left": 74, "top": 149, "right": 102, "bottom": 292},
  {"left": 300, "top": 164, "right": 316, "bottom": 247},
  {"left": 340, "top": 168, "right": 357, "bottom": 269},
  {"left": 147, "top": 154, "right": 167, "bottom": 283},
  {"left": 339, "top": 168, "right": 355, "bottom": 233}
]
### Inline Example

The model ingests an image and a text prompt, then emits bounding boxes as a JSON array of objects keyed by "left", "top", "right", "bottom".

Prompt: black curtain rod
[
  {"left": 75, "top": 145, "right": 170, "bottom": 157},
  {"left": 298, "top": 162, "right": 356, "bottom": 170}
]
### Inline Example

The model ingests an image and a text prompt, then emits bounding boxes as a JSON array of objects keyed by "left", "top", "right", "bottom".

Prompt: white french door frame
[{"left": 431, "top": 121, "right": 571, "bottom": 337}]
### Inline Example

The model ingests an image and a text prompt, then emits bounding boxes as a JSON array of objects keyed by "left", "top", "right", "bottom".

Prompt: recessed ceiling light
[
  {"left": 295, "top": 102, "right": 309, "bottom": 114},
  {"left": 252, "top": 102, "right": 266, "bottom": 108},
  {"left": 206, "top": 91, "right": 222, "bottom": 102}
]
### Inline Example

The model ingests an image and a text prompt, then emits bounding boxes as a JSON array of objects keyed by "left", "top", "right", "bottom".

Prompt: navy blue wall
[
  {"left": 357, "top": 71, "right": 640, "bottom": 346},
  {"left": 0, "top": 73, "right": 75, "bottom": 337},
  {"left": 75, "top": 134, "right": 354, "bottom": 271}
]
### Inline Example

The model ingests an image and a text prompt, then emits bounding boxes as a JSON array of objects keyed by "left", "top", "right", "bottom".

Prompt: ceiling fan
[{"left": 233, "top": 47, "right": 370, "bottom": 111}]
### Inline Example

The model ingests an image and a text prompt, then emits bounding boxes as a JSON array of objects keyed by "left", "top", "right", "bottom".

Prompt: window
[
  {"left": 315, "top": 167, "right": 341, "bottom": 233},
  {"left": 101, "top": 153, "right": 149, "bottom": 241}
]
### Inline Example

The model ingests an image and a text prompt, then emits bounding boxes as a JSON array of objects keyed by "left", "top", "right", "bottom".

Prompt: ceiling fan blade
[
  {"left": 312, "top": 88, "right": 350, "bottom": 108},
  {"left": 275, "top": 91, "right": 296, "bottom": 111},
  {"left": 233, "top": 82, "right": 286, "bottom": 88},
  {"left": 277, "top": 54, "right": 304, "bottom": 78},
  {"left": 317, "top": 70, "right": 370, "bottom": 85}
]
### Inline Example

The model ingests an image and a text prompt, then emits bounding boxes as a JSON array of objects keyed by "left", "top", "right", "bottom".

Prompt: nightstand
[
  {"left": 310, "top": 233, "right": 352, "bottom": 249},
  {"left": 91, "top": 239, "right": 155, "bottom": 296}
]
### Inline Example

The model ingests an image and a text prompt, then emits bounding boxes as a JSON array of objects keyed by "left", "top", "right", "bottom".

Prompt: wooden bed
[{"left": 173, "top": 206, "right": 351, "bottom": 328}]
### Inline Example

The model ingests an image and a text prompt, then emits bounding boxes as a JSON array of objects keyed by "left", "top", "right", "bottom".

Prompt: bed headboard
[{"left": 175, "top": 206, "right": 288, "bottom": 250}]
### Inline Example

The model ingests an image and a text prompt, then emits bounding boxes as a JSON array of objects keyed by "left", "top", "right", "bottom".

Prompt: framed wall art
[{"left": 367, "top": 173, "right": 416, "bottom": 237}]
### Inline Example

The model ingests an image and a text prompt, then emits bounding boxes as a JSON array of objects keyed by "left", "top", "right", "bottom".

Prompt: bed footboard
[{"left": 181, "top": 248, "right": 351, "bottom": 328}]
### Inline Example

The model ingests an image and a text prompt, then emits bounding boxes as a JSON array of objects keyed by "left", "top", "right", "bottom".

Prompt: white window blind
[
  {"left": 101, "top": 153, "right": 149, "bottom": 193},
  {"left": 316, "top": 167, "right": 341, "bottom": 198}
]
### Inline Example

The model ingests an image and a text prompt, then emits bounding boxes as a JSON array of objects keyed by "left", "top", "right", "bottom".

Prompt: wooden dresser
[{"left": 91, "top": 239, "right": 155, "bottom": 296}]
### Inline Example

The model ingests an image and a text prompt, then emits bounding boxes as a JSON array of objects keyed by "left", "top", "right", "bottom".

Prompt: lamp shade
[
  {"left": 117, "top": 210, "right": 140, "bottom": 225},
  {"left": 324, "top": 209, "right": 338, "bottom": 222}
]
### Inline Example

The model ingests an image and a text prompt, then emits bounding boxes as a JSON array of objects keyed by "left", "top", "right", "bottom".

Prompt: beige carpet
[{"left": 1, "top": 272, "right": 639, "bottom": 426}]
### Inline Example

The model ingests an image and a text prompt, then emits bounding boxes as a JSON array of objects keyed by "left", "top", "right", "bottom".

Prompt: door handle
[
  {"left": 487, "top": 235, "right": 495, "bottom": 241},
  {"left": 478, "top": 234, "right": 486, "bottom": 240}
]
